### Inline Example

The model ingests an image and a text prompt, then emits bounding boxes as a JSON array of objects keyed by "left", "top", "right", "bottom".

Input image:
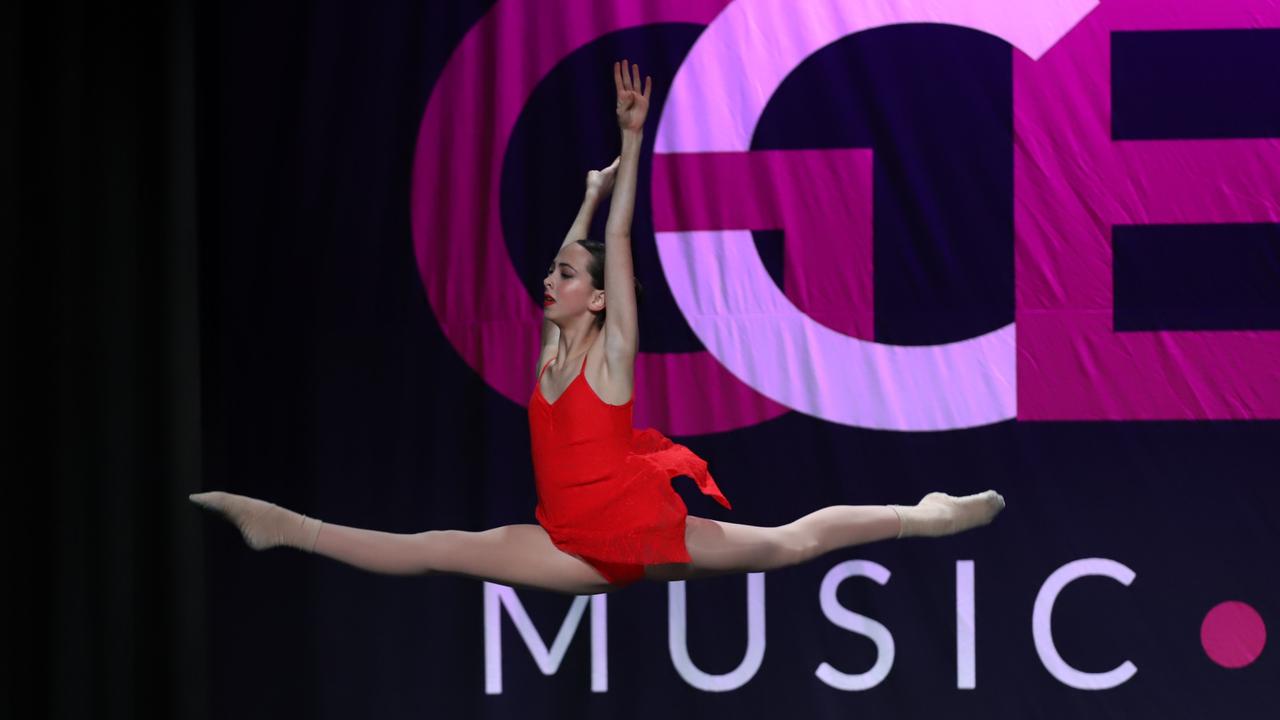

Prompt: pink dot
[{"left": 1201, "top": 601, "right": 1266, "bottom": 669}]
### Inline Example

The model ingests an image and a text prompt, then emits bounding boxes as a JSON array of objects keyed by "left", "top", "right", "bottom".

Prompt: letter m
[{"left": 483, "top": 583, "right": 607, "bottom": 694}]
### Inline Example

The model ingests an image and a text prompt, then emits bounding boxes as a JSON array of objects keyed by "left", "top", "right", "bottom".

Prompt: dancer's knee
[
  {"left": 405, "top": 529, "right": 467, "bottom": 575},
  {"left": 776, "top": 523, "right": 821, "bottom": 566},
  {"left": 685, "top": 517, "right": 815, "bottom": 572},
  {"left": 741, "top": 524, "right": 818, "bottom": 569}
]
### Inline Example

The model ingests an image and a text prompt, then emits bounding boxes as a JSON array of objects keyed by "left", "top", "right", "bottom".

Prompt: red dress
[{"left": 529, "top": 348, "right": 732, "bottom": 587}]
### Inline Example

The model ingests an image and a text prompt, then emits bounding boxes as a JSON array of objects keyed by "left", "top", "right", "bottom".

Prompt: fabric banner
[{"left": 202, "top": 1, "right": 1279, "bottom": 717}]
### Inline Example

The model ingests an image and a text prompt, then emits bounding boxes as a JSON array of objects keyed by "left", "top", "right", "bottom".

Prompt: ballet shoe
[
  {"left": 190, "top": 490, "right": 322, "bottom": 552},
  {"left": 891, "top": 490, "right": 1005, "bottom": 539}
]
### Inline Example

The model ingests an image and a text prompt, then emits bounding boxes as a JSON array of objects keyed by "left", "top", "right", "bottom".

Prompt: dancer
[{"left": 192, "top": 60, "right": 1004, "bottom": 596}]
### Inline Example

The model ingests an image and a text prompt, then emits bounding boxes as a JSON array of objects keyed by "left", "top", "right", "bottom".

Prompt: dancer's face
[{"left": 543, "top": 243, "right": 604, "bottom": 324}]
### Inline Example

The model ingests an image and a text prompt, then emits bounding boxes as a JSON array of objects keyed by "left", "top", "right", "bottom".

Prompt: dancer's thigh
[
  {"left": 644, "top": 516, "right": 799, "bottom": 582},
  {"left": 434, "top": 524, "right": 615, "bottom": 595}
]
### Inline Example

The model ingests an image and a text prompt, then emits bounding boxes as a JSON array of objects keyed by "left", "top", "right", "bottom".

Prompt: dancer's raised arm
[
  {"left": 540, "top": 157, "right": 620, "bottom": 359},
  {"left": 601, "top": 60, "right": 651, "bottom": 360}
]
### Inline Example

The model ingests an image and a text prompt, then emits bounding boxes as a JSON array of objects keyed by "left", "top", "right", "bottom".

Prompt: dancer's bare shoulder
[{"left": 535, "top": 343, "right": 557, "bottom": 383}]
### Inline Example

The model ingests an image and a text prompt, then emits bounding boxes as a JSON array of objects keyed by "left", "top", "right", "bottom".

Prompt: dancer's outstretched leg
[
  {"left": 191, "top": 491, "right": 614, "bottom": 595},
  {"left": 645, "top": 490, "right": 1004, "bottom": 582}
]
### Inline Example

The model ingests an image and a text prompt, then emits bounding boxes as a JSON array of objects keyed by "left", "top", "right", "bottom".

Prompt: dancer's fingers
[
  {"left": 644, "top": 75, "right": 652, "bottom": 98},
  {"left": 631, "top": 62, "right": 641, "bottom": 91},
  {"left": 613, "top": 61, "right": 623, "bottom": 93},
  {"left": 621, "top": 59, "right": 631, "bottom": 91}
]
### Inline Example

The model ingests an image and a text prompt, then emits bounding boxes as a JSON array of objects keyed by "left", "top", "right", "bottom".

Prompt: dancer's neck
[{"left": 555, "top": 324, "right": 601, "bottom": 367}]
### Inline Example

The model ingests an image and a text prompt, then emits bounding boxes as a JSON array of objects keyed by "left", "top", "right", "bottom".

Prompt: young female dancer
[{"left": 192, "top": 60, "right": 1004, "bottom": 596}]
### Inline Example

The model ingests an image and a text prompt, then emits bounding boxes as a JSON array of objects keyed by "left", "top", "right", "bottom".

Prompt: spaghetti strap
[{"left": 540, "top": 347, "right": 589, "bottom": 381}]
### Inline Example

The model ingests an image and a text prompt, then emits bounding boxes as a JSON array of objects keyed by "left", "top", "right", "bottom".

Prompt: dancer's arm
[
  {"left": 541, "top": 159, "right": 621, "bottom": 357},
  {"left": 559, "top": 161, "right": 618, "bottom": 252},
  {"left": 601, "top": 60, "right": 651, "bottom": 360}
]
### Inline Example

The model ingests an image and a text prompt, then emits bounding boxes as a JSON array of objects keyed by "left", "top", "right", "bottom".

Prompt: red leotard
[{"left": 528, "top": 346, "right": 732, "bottom": 587}]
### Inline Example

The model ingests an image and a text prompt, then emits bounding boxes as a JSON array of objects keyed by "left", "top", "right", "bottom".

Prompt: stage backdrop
[{"left": 200, "top": 1, "right": 1279, "bottom": 718}]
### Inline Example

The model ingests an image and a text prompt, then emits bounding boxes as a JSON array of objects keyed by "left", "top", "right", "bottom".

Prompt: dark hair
[{"left": 576, "top": 239, "right": 645, "bottom": 328}]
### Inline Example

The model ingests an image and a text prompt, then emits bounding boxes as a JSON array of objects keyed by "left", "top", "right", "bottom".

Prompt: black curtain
[{"left": 7, "top": 1, "right": 206, "bottom": 717}]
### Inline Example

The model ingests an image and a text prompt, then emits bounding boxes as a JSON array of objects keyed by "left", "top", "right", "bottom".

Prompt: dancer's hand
[
  {"left": 614, "top": 59, "right": 652, "bottom": 132},
  {"left": 586, "top": 156, "right": 621, "bottom": 198}
]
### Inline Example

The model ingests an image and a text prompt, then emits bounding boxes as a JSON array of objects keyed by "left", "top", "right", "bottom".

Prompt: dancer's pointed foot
[
  {"left": 190, "top": 490, "right": 322, "bottom": 551},
  {"left": 891, "top": 490, "right": 1005, "bottom": 538}
]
